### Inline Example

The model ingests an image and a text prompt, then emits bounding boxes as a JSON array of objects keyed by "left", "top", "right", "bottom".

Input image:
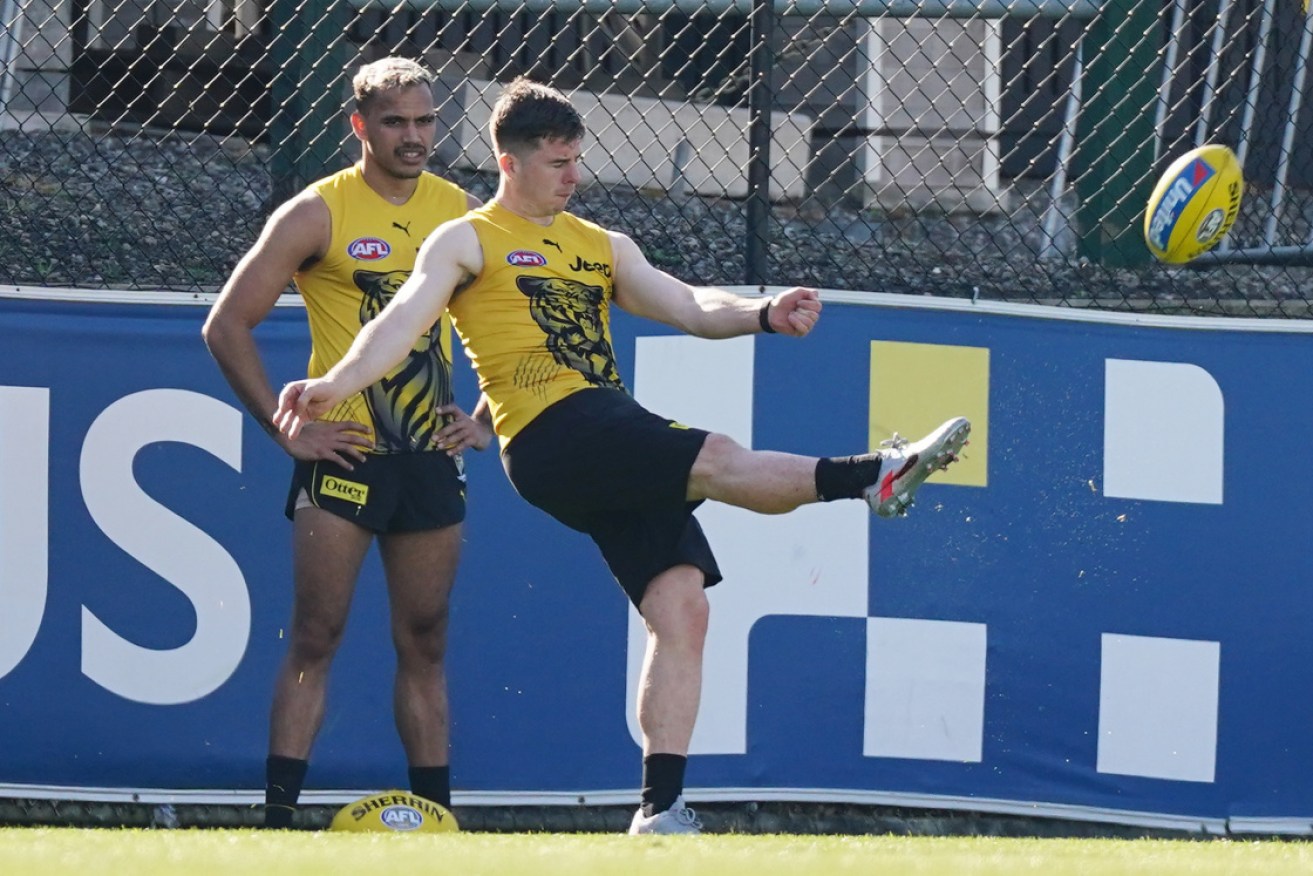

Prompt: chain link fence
[{"left": 1, "top": 0, "right": 1311, "bottom": 315}]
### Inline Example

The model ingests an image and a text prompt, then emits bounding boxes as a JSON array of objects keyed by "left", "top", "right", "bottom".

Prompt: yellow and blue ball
[{"left": 1143, "top": 143, "right": 1243, "bottom": 264}]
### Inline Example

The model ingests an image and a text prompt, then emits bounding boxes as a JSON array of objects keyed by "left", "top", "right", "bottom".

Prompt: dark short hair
[
  {"left": 490, "top": 76, "right": 586, "bottom": 156},
  {"left": 353, "top": 57, "right": 434, "bottom": 114}
]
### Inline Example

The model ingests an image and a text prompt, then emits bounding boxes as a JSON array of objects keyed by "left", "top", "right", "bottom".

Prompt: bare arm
[
  {"left": 204, "top": 192, "right": 323, "bottom": 438},
  {"left": 276, "top": 218, "right": 483, "bottom": 436},
  {"left": 202, "top": 193, "right": 374, "bottom": 467},
  {"left": 608, "top": 231, "right": 821, "bottom": 338}
]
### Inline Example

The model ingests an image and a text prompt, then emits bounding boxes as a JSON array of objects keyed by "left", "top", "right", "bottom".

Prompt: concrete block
[
  {"left": 452, "top": 78, "right": 812, "bottom": 202},
  {"left": 11, "top": 0, "right": 72, "bottom": 67},
  {"left": 859, "top": 18, "right": 1002, "bottom": 136},
  {"left": 2, "top": 70, "right": 68, "bottom": 114},
  {"left": 860, "top": 133, "right": 1004, "bottom": 214},
  {"left": 771, "top": 15, "right": 870, "bottom": 129}
]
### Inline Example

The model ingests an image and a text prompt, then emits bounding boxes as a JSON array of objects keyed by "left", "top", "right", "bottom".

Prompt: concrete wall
[{"left": 451, "top": 78, "right": 813, "bottom": 201}]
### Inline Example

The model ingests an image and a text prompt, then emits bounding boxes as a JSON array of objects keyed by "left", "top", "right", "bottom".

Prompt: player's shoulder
[
  {"left": 460, "top": 201, "right": 506, "bottom": 234},
  {"left": 598, "top": 222, "right": 636, "bottom": 256},
  {"left": 266, "top": 185, "right": 331, "bottom": 235},
  {"left": 563, "top": 210, "right": 611, "bottom": 236},
  {"left": 282, "top": 167, "right": 357, "bottom": 223},
  {"left": 419, "top": 170, "right": 461, "bottom": 192},
  {"left": 562, "top": 211, "right": 622, "bottom": 251},
  {"left": 305, "top": 165, "right": 361, "bottom": 198},
  {"left": 424, "top": 211, "right": 481, "bottom": 254},
  {"left": 418, "top": 171, "right": 476, "bottom": 207}
]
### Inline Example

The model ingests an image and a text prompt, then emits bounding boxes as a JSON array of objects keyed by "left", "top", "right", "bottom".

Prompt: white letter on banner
[
  {"left": 628, "top": 335, "right": 868, "bottom": 754},
  {"left": 0, "top": 387, "right": 50, "bottom": 680},
  {"left": 79, "top": 389, "right": 249, "bottom": 705},
  {"left": 1104, "top": 359, "right": 1223, "bottom": 504}
]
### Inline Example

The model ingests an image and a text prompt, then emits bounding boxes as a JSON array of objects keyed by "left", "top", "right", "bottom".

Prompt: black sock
[
  {"left": 265, "top": 755, "right": 308, "bottom": 829},
  {"left": 409, "top": 765, "right": 451, "bottom": 809},
  {"left": 814, "top": 454, "right": 884, "bottom": 501},
  {"left": 640, "top": 753, "right": 687, "bottom": 817}
]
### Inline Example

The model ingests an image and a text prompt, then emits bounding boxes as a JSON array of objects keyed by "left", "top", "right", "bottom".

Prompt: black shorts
[
  {"left": 285, "top": 451, "right": 466, "bottom": 534},
  {"left": 501, "top": 387, "right": 722, "bottom": 606}
]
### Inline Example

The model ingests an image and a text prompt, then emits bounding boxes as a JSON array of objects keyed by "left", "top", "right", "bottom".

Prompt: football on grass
[
  {"left": 1143, "top": 143, "right": 1243, "bottom": 263},
  {"left": 329, "top": 791, "right": 459, "bottom": 833}
]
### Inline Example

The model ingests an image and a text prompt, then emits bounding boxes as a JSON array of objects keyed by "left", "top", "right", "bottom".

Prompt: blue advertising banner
[{"left": 1, "top": 287, "right": 1310, "bottom": 834}]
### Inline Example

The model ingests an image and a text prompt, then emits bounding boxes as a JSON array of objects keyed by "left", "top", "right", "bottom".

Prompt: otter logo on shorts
[{"left": 321, "top": 475, "right": 369, "bottom": 505}]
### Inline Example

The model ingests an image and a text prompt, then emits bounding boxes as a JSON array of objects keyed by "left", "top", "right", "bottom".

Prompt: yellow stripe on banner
[{"left": 869, "top": 341, "right": 989, "bottom": 487}]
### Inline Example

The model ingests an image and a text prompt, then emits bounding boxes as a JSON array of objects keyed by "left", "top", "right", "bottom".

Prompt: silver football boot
[{"left": 864, "top": 417, "right": 971, "bottom": 518}]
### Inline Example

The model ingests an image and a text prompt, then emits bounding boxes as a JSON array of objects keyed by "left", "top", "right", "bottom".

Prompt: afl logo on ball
[
  {"left": 348, "top": 237, "right": 392, "bottom": 260},
  {"left": 379, "top": 805, "right": 424, "bottom": 832},
  {"left": 507, "top": 250, "right": 547, "bottom": 267},
  {"left": 1195, "top": 208, "right": 1225, "bottom": 242}
]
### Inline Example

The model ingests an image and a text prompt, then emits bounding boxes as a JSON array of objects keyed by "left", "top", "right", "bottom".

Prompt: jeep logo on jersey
[
  {"left": 347, "top": 237, "right": 392, "bottom": 260},
  {"left": 507, "top": 250, "right": 547, "bottom": 267},
  {"left": 569, "top": 255, "right": 612, "bottom": 277}
]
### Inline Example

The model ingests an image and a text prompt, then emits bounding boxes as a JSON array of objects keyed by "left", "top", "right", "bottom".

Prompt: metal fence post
[
  {"left": 0, "top": 0, "right": 24, "bottom": 115},
  {"left": 744, "top": 0, "right": 776, "bottom": 287},
  {"left": 1073, "top": 0, "right": 1159, "bottom": 266},
  {"left": 266, "top": 0, "right": 352, "bottom": 209}
]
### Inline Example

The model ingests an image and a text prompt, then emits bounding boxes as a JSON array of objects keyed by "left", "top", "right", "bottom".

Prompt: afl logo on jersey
[
  {"left": 348, "top": 237, "right": 392, "bottom": 260},
  {"left": 507, "top": 250, "right": 547, "bottom": 267}
]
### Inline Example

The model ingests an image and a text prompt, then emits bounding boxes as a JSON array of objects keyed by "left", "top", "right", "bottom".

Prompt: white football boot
[
  {"left": 628, "top": 796, "right": 703, "bottom": 835},
  {"left": 864, "top": 417, "right": 971, "bottom": 518}
]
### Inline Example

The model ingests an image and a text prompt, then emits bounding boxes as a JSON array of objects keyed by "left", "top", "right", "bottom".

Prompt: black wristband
[{"left": 758, "top": 300, "right": 777, "bottom": 334}]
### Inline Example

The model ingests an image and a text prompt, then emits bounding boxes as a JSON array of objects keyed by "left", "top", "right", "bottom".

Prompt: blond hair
[{"left": 352, "top": 58, "right": 434, "bottom": 114}]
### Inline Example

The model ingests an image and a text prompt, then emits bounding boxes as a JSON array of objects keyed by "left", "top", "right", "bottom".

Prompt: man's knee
[
  {"left": 640, "top": 569, "right": 710, "bottom": 643},
  {"left": 393, "top": 607, "right": 450, "bottom": 665},
  {"left": 690, "top": 432, "right": 741, "bottom": 484},
  {"left": 289, "top": 615, "right": 347, "bottom": 665}
]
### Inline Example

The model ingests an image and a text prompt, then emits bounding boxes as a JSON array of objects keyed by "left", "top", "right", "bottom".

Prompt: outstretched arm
[
  {"left": 275, "top": 218, "right": 481, "bottom": 437},
  {"left": 608, "top": 231, "right": 821, "bottom": 338}
]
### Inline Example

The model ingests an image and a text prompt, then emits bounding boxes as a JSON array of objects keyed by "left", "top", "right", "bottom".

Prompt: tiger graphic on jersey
[
  {"left": 515, "top": 275, "right": 624, "bottom": 392},
  {"left": 355, "top": 268, "right": 453, "bottom": 452}
]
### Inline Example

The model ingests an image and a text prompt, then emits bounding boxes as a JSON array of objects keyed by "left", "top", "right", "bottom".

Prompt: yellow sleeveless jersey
[
  {"left": 448, "top": 202, "right": 626, "bottom": 445},
  {"left": 295, "top": 166, "right": 467, "bottom": 453}
]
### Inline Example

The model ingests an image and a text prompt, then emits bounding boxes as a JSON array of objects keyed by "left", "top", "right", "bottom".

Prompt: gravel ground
[{"left": 2, "top": 124, "right": 1312, "bottom": 318}]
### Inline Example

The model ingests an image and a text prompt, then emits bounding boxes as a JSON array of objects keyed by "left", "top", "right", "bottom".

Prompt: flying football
[
  {"left": 328, "top": 790, "right": 459, "bottom": 834},
  {"left": 1143, "top": 143, "right": 1243, "bottom": 264}
]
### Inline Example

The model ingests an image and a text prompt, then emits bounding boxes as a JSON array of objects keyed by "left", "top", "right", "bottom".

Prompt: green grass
[{"left": 3, "top": 829, "right": 1313, "bottom": 875}]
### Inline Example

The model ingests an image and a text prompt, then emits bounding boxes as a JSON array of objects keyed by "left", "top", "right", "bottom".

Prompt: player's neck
[
  {"left": 359, "top": 161, "right": 420, "bottom": 206},
  {"left": 493, "top": 190, "right": 559, "bottom": 227}
]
